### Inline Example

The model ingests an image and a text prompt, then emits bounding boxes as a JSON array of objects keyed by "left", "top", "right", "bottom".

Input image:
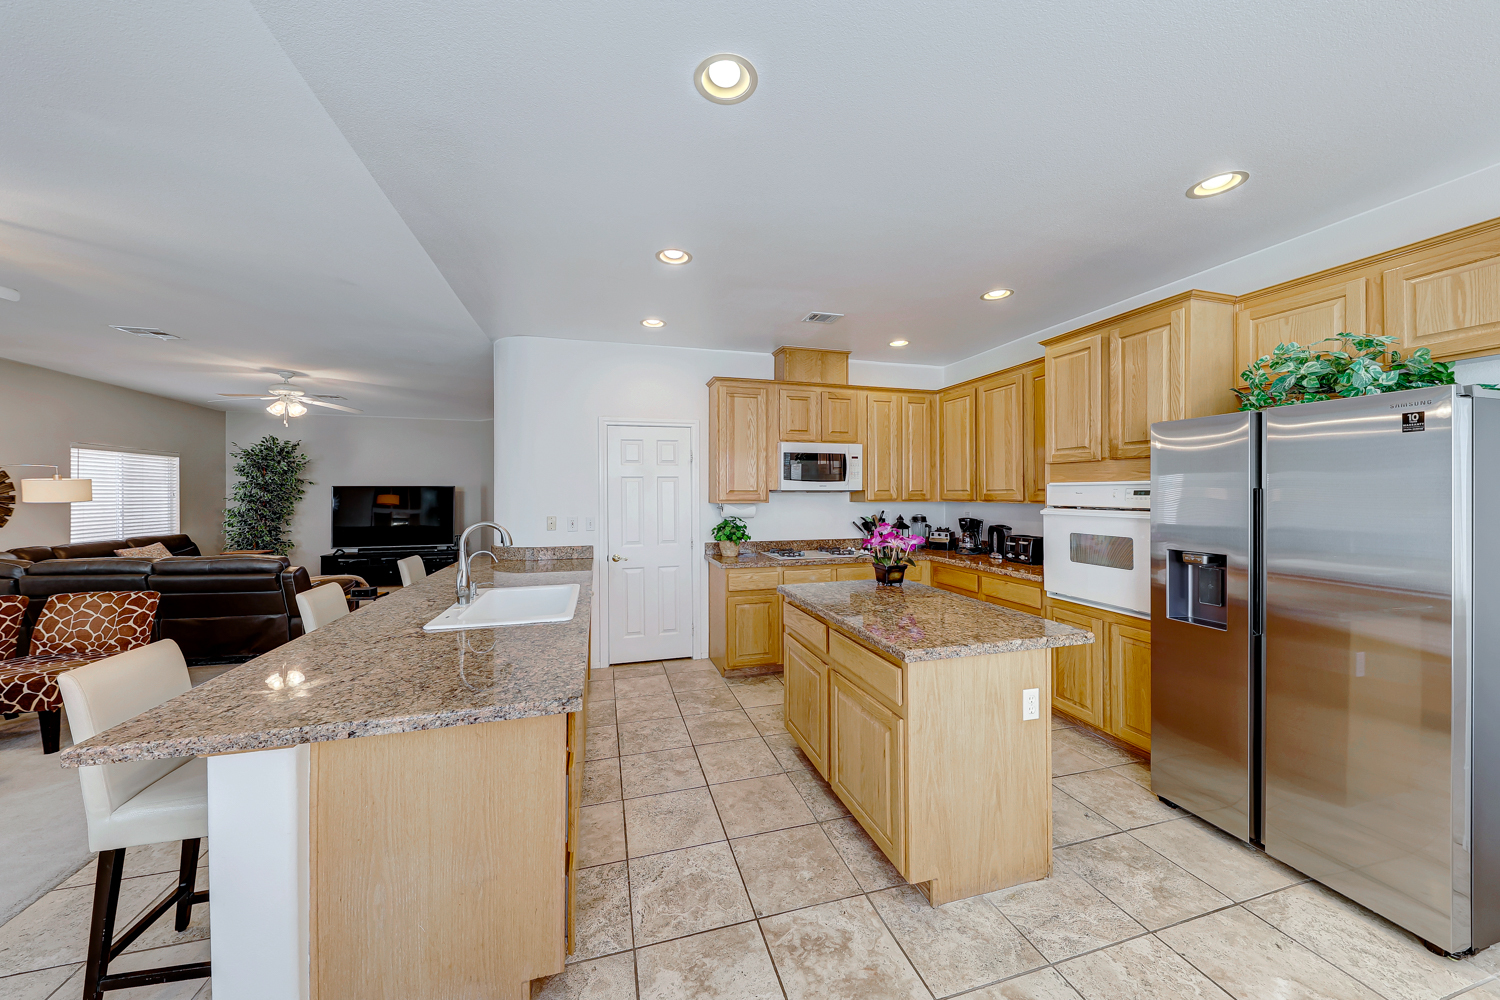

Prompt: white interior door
[{"left": 606, "top": 424, "right": 694, "bottom": 663}]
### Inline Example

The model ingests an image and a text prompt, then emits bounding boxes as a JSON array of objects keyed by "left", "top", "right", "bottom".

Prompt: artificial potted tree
[
  {"left": 862, "top": 522, "right": 924, "bottom": 587},
  {"left": 223, "top": 435, "right": 311, "bottom": 556},
  {"left": 712, "top": 516, "right": 750, "bottom": 558}
]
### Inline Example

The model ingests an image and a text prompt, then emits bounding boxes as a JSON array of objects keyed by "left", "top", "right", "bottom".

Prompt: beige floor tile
[
  {"left": 1158, "top": 905, "right": 1385, "bottom": 1000},
  {"left": 620, "top": 747, "right": 705, "bottom": 799},
  {"left": 870, "top": 885, "right": 1045, "bottom": 996},
  {"left": 533, "top": 951, "right": 638, "bottom": 999},
  {"left": 614, "top": 674, "right": 674, "bottom": 700},
  {"left": 709, "top": 774, "right": 816, "bottom": 840},
  {"left": 727, "top": 676, "right": 784, "bottom": 709},
  {"left": 635, "top": 921, "right": 782, "bottom": 1000},
  {"left": 584, "top": 758, "right": 623, "bottom": 805},
  {"left": 0, "top": 963, "right": 78, "bottom": 999},
  {"left": 590, "top": 699, "right": 618, "bottom": 726},
  {"left": 1057, "top": 935, "right": 1231, "bottom": 1000},
  {"left": 1054, "top": 728, "right": 1140, "bottom": 767},
  {"left": 663, "top": 658, "right": 711, "bottom": 675},
  {"left": 578, "top": 802, "right": 627, "bottom": 867},
  {"left": 1052, "top": 787, "right": 1119, "bottom": 847},
  {"left": 1244, "top": 882, "right": 1484, "bottom": 1000},
  {"left": 0, "top": 876, "right": 174, "bottom": 975},
  {"left": 1053, "top": 769, "right": 1180, "bottom": 831},
  {"left": 1053, "top": 745, "right": 1107, "bottom": 777},
  {"left": 666, "top": 668, "right": 731, "bottom": 693},
  {"left": 964, "top": 967, "right": 1084, "bottom": 999},
  {"left": 731, "top": 824, "right": 860, "bottom": 917},
  {"left": 589, "top": 669, "right": 616, "bottom": 695},
  {"left": 624, "top": 787, "right": 726, "bottom": 858},
  {"left": 614, "top": 663, "right": 666, "bottom": 678},
  {"left": 59, "top": 842, "right": 201, "bottom": 890},
  {"left": 673, "top": 686, "right": 743, "bottom": 717},
  {"left": 568, "top": 861, "right": 633, "bottom": 964},
  {"left": 685, "top": 711, "right": 761, "bottom": 746},
  {"left": 823, "top": 817, "right": 905, "bottom": 891},
  {"left": 1132, "top": 817, "right": 1302, "bottom": 903},
  {"left": 1110, "top": 762, "right": 1151, "bottom": 789},
  {"left": 763, "top": 734, "right": 816, "bottom": 773},
  {"left": 586, "top": 726, "right": 620, "bottom": 761},
  {"left": 743, "top": 704, "right": 786, "bottom": 737},
  {"left": 617, "top": 717, "right": 692, "bottom": 756},
  {"left": 122, "top": 880, "right": 210, "bottom": 954},
  {"left": 629, "top": 842, "right": 754, "bottom": 946},
  {"left": 986, "top": 871, "right": 1146, "bottom": 963},
  {"left": 615, "top": 694, "right": 682, "bottom": 724},
  {"left": 1055, "top": 833, "right": 1230, "bottom": 930},
  {"left": 696, "top": 738, "right": 782, "bottom": 785},
  {"left": 786, "top": 770, "right": 850, "bottom": 821},
  {"left": 760, "top": 895, "right": 929, "bottom": 1000},
  {"left": 1051, "top": 711, "right": 1078, "bottom": 730}
]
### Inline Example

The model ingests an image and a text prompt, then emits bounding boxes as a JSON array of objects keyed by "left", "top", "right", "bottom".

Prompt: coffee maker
[{"left": 957, "top": 517, "right": 984, "bottom": 554}]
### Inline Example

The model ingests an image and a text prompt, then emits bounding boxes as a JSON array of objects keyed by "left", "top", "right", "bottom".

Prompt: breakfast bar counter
[{"left": 60, "top": 548, "right": 595, "bottom": 1000}]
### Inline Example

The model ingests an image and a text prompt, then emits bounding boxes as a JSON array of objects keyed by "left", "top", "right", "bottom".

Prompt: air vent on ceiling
[
  {"left": 110, "top": 326, "right": 181, "bottom": 341},
  {"left": 801, "top": 312, "right": 844, "bottom": 324}
]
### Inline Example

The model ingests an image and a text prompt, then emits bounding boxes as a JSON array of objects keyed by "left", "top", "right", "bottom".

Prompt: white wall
[
  {"left": 0, "top": 357, "right": 226, "bottom": 552},
  {"left": 225, "top": 411, "right": 492, "bottom": 571}
]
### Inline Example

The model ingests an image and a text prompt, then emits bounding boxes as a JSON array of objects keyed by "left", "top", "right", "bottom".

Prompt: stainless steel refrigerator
[{"left": 1150, "top": 384, "right": 1500, "bottom": 955}]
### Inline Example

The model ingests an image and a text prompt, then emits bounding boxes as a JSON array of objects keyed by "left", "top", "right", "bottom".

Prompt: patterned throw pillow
[
  {"left": 30, "top": 591, "right": 159, "bottom": 657},
  {"left": 114, "top": 542, "right": 174, "bottom": 559}
]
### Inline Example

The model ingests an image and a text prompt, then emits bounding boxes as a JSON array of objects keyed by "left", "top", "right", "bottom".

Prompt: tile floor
[{"left": 4, "top": 657, "right": 1499, "bottom": 999}]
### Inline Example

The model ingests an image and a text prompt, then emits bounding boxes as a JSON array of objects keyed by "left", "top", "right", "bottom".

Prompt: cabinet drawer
[
  {"left": 784, "top": 603, "right": 829, "bottom": 653},
  {"left": 782, "top": 567, "right": 837, "bottom": 584},
  {"left": 727, "top": 568, "right": 781, "bottom": 592},
  {"left": 931, "top": 564, "right": 980, "bottom": 594},
  {"left": 829, "top": 631, "right": 903, "bottom": 710},
  {"left": 980, "top": 575, "right": 1042, "bottom": 609},
  {"left": 835, "top": 564, "right": 875, "bottom": 581}
]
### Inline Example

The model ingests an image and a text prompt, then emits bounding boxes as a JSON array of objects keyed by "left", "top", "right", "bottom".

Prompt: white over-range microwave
[{"left": 778, "top": 442, "right": 863, "bottom": 492}]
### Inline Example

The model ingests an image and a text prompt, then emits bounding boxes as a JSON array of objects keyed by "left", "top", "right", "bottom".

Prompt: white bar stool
[
  {"left": 56, "top": 639, "right": 210, "bottom": 999},
  {"left": 295, "top": 581, "right": 350, "bottom": 633},
  {"left": 396, "top": 554, "right": 427, "bottom": 587}
]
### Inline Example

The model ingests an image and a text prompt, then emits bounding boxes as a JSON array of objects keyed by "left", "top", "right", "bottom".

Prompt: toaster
[
  {"left": 926, "top": 528, "right": 955, "bottom": 551},
  {"left": 1003, "top": 533, "right": 1043, "bottom": 565}
]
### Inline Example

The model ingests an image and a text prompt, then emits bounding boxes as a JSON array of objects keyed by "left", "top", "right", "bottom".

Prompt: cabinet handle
[{"left": 611, "top": 555, "right": 627, "bottom": 562}]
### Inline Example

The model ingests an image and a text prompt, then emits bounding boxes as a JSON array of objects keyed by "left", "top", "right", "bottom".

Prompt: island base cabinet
[
  {"left": 783, "top": 634, "right": 829, "bottom": 776},
  {"left": 828, "top": 671, "right": 905, "bottom": 866}
]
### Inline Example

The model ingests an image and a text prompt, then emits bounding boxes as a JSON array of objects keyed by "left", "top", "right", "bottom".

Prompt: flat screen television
[{"left": 331, "top": 486, "right": 456, "bottom": 549}]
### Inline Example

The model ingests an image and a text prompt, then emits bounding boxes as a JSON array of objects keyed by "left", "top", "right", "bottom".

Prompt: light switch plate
[
  {"left": 546, "top": 516, "right": 557, "bottom": 531},
  {"left": 1022, "top": 688, "right": 1040, "bottom": 721},
  {"left": 567, "top": 517, "right": 579, "bottom": 532},
  {"left": 585, "top": 517, "right": 596, "bottom": 532}
]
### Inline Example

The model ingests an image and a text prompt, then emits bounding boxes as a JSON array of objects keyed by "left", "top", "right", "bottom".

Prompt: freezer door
[
  {"left": 1150, "top": 412, "right": 1259, "bottom": 842},
  {"left": 1263, "top": 386, "right": 1469, "bottom": 952}
]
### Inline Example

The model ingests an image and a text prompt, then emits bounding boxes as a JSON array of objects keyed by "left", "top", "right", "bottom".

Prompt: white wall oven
[
  {"left": 778, "top": 442, "right": 863, "bottom": 492},
  {"left": 1042, "top": 481, "right": 1151, "bottom": 618}
]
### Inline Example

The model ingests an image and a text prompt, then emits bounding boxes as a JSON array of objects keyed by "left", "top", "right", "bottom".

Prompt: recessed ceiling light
[
  {"left": 889, "top": 340, "right": 909, "bottom": 347},
  {"left": 657, "top": 248, "right": 692, "bottom": 264},
  {"left": 981, "top": 288, "right": 1013, "bottom": 301},
  {"left": 1187, "top": 171, "right": 1249, "bottom": 198},
  {"left": 641, "top": 318, "right": 665, "bottom": 328},
  {"left": 110, "top": 325, "right": 181, "bottom": 341},
  {"left": 695, "top": 54, "right": 757, "bottom": 104},
  {"left": 0, "top": 286, "right": 18, "bottom": 302}
]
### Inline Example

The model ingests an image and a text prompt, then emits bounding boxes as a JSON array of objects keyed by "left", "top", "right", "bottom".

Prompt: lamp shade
[{"left": 21, "top": 477, "right": 92, "bottom": 503}]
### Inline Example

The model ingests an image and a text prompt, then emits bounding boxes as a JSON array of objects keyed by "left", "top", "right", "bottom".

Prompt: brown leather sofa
[
  {"left": 7, "top": 533, "right": 200, "bottom": 563},
  {"left": 0, "top": 558, "right": 26, "bottom": 596}
]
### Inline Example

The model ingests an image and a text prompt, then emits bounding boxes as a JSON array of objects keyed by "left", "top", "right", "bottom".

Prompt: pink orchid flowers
[{"left": 861, "top": 522, "right": 925, "bottom": 566}]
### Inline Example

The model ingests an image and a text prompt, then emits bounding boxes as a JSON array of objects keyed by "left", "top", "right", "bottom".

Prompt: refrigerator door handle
[{"left": 1251, "top": 486, "right": 1265, "bottom": 637}]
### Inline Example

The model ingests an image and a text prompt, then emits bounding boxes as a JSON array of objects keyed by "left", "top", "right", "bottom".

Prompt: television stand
[{"left": 320, "top": 545, "right": 459, "bottom": 586}]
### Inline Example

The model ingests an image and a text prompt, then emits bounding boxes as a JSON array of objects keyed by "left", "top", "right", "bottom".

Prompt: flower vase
[
  {"left": 873, "top": 563, "right": 905, "bottom": 587},
  {"left": 718, "top": 541, "right": 740, "bottom": 558}
]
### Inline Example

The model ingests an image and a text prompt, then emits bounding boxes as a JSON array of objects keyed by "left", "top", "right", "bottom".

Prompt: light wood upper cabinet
[
  {"left": 1384, "top": 230, "right": 1500, "bottom": 361},
  {"left": 1108, "top": 312, "right": 1176, "bottom": 461},
  {"left": 901, "top": 393, "right": 939, "bottom": 501},
  {"left": 774, "top": 347, "right": 850, "bottom": 384},
  {"left": 708, "top": 380, "right": 774, "bottom": 503},
  {"left": 828, "top": 670, "right": 904, "bottom": 864},
  {"left": 778, "top": 386, "right": 820, "bottom": 441},
  {"left": 977, "top": 372, "right": 1025, "bottom": 502},
  {"left": 1027, "top": 368, "right": 1047, "bottom": 503},
  {"left": 821, "top": 389, "right": 863, "bottom": 443},
  {"left": 1234, "top": 278, "right": 1371, "bottom": 386},
  {"left": 856, "top": 391, "right": 902, "bottom": 502},
  {"left": 1107, "top": 621, "right": 1152, "bottom": 752},
  {"left": 1044, "top": 333, "right": 1104, "bottom": 465},
  {"left": 938, "top": 386, "right": 976, "bottom": 501}
]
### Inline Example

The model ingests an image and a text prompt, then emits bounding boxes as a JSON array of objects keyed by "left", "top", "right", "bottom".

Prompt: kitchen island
[
  {"left": 778, "top": 579, "right": 1092, "bottom": 904},
  {"left": 59, "top": 547, "right": 594, "bottom": 1000}
]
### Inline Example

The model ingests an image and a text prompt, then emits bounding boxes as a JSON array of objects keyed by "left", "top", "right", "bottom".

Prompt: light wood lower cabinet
[
  {"left": 1045, "top": 603, "right": 1105, "bottom": 729},
  {"left": 1045, "top": 597, "right": 1151, "bottom": 752},
  {"left": 784, "top": 634, "right": 829, "bottom": 775},
  {"left": 1107, "top": 621, "right": 1152, "bottom": 752},
  {"left": 928, "top": 560, "right": 1044, "bottom": 617},
  {"left": 725, "top": 594, "right": 780, "bottom": 669},
  {"left": 828, "top": 670, "right": 905, "bottom": 862}
]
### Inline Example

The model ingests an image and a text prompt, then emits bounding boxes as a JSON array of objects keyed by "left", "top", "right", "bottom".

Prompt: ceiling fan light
[
  {"left": 287, "top": 400, "right": 308, "bottom": 417},
  {"left": 267, "top": 399, "right": 287, "bottom": 416}
]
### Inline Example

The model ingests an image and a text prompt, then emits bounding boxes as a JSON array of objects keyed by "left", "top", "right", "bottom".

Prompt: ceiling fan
[{"left": 218, "top": 371, "right": 363, "bottom": 425}]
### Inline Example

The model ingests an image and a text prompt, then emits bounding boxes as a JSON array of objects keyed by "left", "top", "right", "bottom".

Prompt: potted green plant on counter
[
  {"left": 1235, "top": 334, "right": 1455, "bottom": 409},
  {"left": 862, "top": 522, "right": 924, "bottom": 587},
  {"left": 712, "top": 516, "right": 750, "bottom": 558}
]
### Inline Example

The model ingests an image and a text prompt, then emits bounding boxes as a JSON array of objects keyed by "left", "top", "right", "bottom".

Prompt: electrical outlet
[
  {"left": 585, "top": 517, "right": 596, "bottom": 532},
  {"left": 546, "top": 516, "right": 557, "bottom": 531},
  {"left": 1022, "top": 688, "right": 1040, "bottom": 721},
  {"left": 567, "top": 517, "right": 579, "bottom": 532}
]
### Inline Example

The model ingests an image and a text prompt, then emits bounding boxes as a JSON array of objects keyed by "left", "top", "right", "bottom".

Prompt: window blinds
[{"left": 69, "top": 447, "right": 180, "bottom": 544}]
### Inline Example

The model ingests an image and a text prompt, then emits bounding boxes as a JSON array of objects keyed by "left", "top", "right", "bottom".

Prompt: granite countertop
[
  {"left": 778, "top": 581, "right": 1091, "bottom": 662},
  {"left": 704, "top": 538, "right": 1044, "bottom": 582},
  {"left": 60, "top": 547, "right": 594, "bottom": 766},
  {"left": 919, "top": 550, "right": 1044, "bottom": 583}
]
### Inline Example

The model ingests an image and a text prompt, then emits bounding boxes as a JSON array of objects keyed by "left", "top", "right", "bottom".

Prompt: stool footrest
[{"left": 99, "top": 961, "right": 211, "bottom": 992}]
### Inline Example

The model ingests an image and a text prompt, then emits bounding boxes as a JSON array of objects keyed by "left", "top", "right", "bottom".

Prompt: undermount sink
[{"left": 423, "top": 584, "right": 581, "bottom": 632}]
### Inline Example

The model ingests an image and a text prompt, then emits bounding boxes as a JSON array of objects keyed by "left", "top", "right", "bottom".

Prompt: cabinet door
[
  {"left": 1107, "top": 621, "right": 1152, "bottom": 752},
  {"left": 727, "top": 593, "right": 781, "bottom": 669},
  {"left": 1046, "top": 603, "right": 1105, "bottom": 728},
  {"left": 901, "top": 394, "right": 939, "bottom": 501},
  {"left": 1234, "top": 278, "right": 1370, "bottom": 387},
  {"left": 1108, "top": 313, "right": 1176, "bottom": 460},
  {"left": 821, "top": 390, "right": 863, "bottom": 443},
  {"left": 778, "top": 387, "right": 820, "bottom": 441},
  {"left": 859, "top": 392, "right": 902, "bottom": 502},
  {"left": 1045, "top": 334, "right": 1104, "bottom": 464},
  {"left": 938, "top": 386, "right": 976, "bottom": 501},
  {"left": 977, "top": 372, "right": 1025, "bottom": 502},
  {"left": 834, "top": 564, "right": 875, "bottom": 581},
  {"left": 1384, "top": 235, "right": 1500, "bottom": 360},
  {"left": 828, "top": 670, "right": 904, "bottom": 865},
  {"left": 710, "top": 382, "right": 773, "bottom": 503},
  {"left": 1026, "top": 366, "right": 1047, "bottom": 502},
  {"left": 783, "top": 634, "right": 829, "bottom": 776}
]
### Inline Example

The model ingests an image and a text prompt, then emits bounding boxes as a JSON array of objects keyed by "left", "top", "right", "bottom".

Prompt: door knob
[{"left": 611, "top": 555, "right": 627, "bottom": 562}]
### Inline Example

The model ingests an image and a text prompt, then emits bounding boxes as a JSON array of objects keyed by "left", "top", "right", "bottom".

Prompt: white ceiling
[{"left": 6, "top": 0, "right": 1500, "bottom": 417}]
